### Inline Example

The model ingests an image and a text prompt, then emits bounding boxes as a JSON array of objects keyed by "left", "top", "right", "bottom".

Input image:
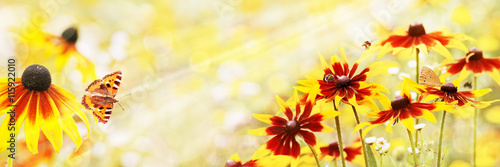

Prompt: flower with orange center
[
  {"left": 372, "top": 22, "right": 472, "bottom": 60},
  {"left": 0, "top": 64, "right": 91, "bottom": 154},
  {"left": 249, "top": 87, "right": 338, "bottom": 158},
  {"left": 440, "top": 47, "right": 500, "bottom": 85},
  {"left": 354, "top": 78, "right": 451, "bottom": 134},
  {"left": 297, "top": 49, "right": 391, "bottom": 111}
]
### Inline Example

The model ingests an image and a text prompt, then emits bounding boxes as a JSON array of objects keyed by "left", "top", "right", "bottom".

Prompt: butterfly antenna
[
  {"left": 118, "top": 103, "right": 124, "bottom": 110},
  {"left": 117, "top": 93, "right": 132, "bottom": 99}
]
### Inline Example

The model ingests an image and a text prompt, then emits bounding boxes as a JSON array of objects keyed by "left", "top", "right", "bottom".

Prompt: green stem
[
  {"left": 335, "top": 116, "right": 347, "bottom": 167},
  {"left": 416, "top": 48, "right": 420, "bottom": 84},
  {"left": 379, "top": 154, "right": 383, "bottom": 167},
  {"left": 437, "top": 111, "right": 447, "bottom": 167},
  {"left": 307, "top": 143, "right": 322, "bottom": 167},
  {"left": 407, "top": 129, "right": 419, "bottom": 166},
  {"left": 473, "top": 76, "right": 477, "bottom": 167},
  {"left": 352, "top": 105, "right": 369, "bottom": 167},
  {"left": 415, "top": 48, "right": 421, "bottom": 150},
  {"left": 8, "top": 157, "right": 13, "bottom": 167}
]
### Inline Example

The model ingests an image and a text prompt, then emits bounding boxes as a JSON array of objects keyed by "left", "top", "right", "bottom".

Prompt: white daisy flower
[
  {"left": 379, "top": 143, "right": 390, "bottom": 154},
  {"left": 415, "top": 123, "right": 426, "bottom": 130},
  {"left": 375, "top": 137, "right": 387, "bottom": 151},
  {"left": 365, "top": 136, "right": 376, "bottom": 144}
]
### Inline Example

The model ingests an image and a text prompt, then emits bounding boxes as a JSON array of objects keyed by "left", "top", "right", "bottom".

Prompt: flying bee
[
  {"left": 463, "top": 82, "right": 472, "bottom": 89},
  {"left": 323, "top": 74, "right": 335, "bottom": 83},
  {"left": 362, "top": 41, "right": 372, "bottom": 49}
]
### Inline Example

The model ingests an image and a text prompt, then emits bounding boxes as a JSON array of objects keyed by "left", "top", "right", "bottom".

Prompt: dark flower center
[
  {"left": 408, "top": 22, "right": 426, "bottom": 37},
  {"left": 225, "top": 160, "right": 240, "bottom": 167},
  {"left": 323, "top": 74, "right": 335, "bottom": 83},
  {"left": 467, "top": 47, "right": 483, "bottom": 61},
  {"left": 391, "top": 96, "right": 410, "bottom": 110},
  {"left": 440, "top": 82, "right": 457, "bottom": 93},
  {"left": 62, "top": 27, "right": 78, "bottom": 43},
  {"left": 286, "top": 120, "right": 300, "bottom": 132},
  {"left": 21, "top": 64, "right": 52, "bottom": 91},
  {"left": 335, "top": 75, "right": 350, "bottom": 87}
]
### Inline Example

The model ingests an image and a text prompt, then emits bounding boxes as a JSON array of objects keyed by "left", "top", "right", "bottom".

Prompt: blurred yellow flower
[
  {"left": 18, "top": 26, "right": 96, "bottom": 82},
  {"left": 451, "top": 5, "right": 472, "bottom": 25}
]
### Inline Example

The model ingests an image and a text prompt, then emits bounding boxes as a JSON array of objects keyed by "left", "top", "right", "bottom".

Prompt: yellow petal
[
  {"left": 25, "top": 93, "right": 40, "bottom": 154},
  {"left": 39, "top": 92, "right": 63, "bottom": 152},
  {"left": 334, "top": 95, "right": 342, "bottom": 111},
  {"left": 386, "top": 118, "right": 395, "bottom": 133},
  {"left": 229, "top": 153, "right": 241, "bottom": 162},
  {"left": 424, "top": 94, "right": 441, "bottom": 102},
  {"left": 348, "top": 95, "right": 358, "bottom": 107},
  {"left": 275, "top": 95, "right": 288, "bottom": 115},
  {"left": 248, "top": 127, "right": 270, "bottom": 136},
  {"left": 253, "top": 114, "right": 274, "bottom": 124},
  {"left": 0, "top": 107, "right": 27, "bottom": 152},
  {"left": 470, "top": 88, "right": 492, "bottom": 98},
  {"left": 251, "top": 145, "right": 272, "bottom": 160},
  {"left": 378, "top": 44, "right": 393, "bottom": 59},
  {"left": 401, "top": 117, "right": 415, "bottom": 132},
  {"left": 320, "top": 123, "right": 334, "bottom": 133},
  {"left": 319, "top": 52, "right": 330, "bottom": 70},
  {"left": 50, "top": 85, "right": 91, "bottom": 135},
  {"left": 319, "top": 110, "right": 340, "bottom": 120},
  {"left": 430, "top": 42, "right": 454, "bottom": 60},
  {"left": 330, "top": 55, "right": 339, "bottom": 68},
  {"left": 421, "top": 110, "right": 437, "bottom": 123},
  {"left": 486, "top": 70, "right": 500, "bottom": 85},
  {"left": 353, "top": 122, "right": 371, "bottom": 134}
]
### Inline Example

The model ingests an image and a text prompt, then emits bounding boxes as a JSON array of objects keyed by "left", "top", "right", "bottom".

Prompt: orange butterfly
[
  {"left": 419, "top": 66, "right": 442, "bottom": 87},
  {"left": 82, "top": 71, "right": 122, "bottom": 124}
]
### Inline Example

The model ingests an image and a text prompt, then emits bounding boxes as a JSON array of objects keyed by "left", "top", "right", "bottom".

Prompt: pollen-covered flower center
[
  {"left": 440, "top": 82, "right": 457, "bottom": 93},
  {"left": 467, "top": 47, "right": 483, "bottom": 61},
  {"left": 408, "top": 22, "right": 426, "bottom": 37},
  {"left": 391, "top": 96, "right": 410, "bottom": 110},
  {"left": 21, "top": 64, "right": 52, "bottom": 91},
  {"left": 335, "top": 75, "right": 350, "bottom": 87},
  {"left": 323, "top": 74, "right": 335, "bottom": 83},
  {"left": 285, "top": 120, "right": 300, "bottom": 132},
  {"left": 62, "top": 27, "right": 78, "bottom": 43}
]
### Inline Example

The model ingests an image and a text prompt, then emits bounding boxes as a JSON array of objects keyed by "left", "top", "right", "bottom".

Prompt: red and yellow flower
[
  {"left": 297, "top": 49, "right": 391, "bottom": 111},
  {"left": 372, "top": 22, "right": 472, "bottom": 60},
  {"left": 249, "top": 86, "right": 338, "bottom": 158},
  {"left": 440, "top": 47, "right": 500, "bottom": 85},
  {"left": 0, "top": 64, "right": 91, "bottom": 154},
  {"left": 354, "top": 77, "right": 451, "bottom": 134},
  {"left": 290, "top": 139, "right": 364, "bottom": 167},
  {"left": 319, "top": 139, "right": 363, "bottom": 162},
  {"left": 225, "top": 146, "right": 290, "bottom": 167}
]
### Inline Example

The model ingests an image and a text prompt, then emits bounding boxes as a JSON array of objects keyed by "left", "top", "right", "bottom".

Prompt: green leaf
[{"left": 365, "top": 144, "right": 378, "bottom": 167}]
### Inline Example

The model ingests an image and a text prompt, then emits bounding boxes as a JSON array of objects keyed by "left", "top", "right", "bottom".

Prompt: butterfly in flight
[
  {"left": 82, "top": 71, "right": 122, "bottom": 124},
  {"left": 419, "top": 66, "right": 442, "bottom": 87}
]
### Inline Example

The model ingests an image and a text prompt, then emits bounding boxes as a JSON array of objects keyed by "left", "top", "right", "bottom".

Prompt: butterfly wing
[
  {"left": 101, "top": 71, "right": 122, "bottom": 97},
  {"left": 82, "top": 79, "right": 103, "bottom": 110},
  {"left": 419, "top": 66, "right": 442, "bottom": 87},
  {"left": 92, "top": 103, "right": 113, "bottom": 124}
]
